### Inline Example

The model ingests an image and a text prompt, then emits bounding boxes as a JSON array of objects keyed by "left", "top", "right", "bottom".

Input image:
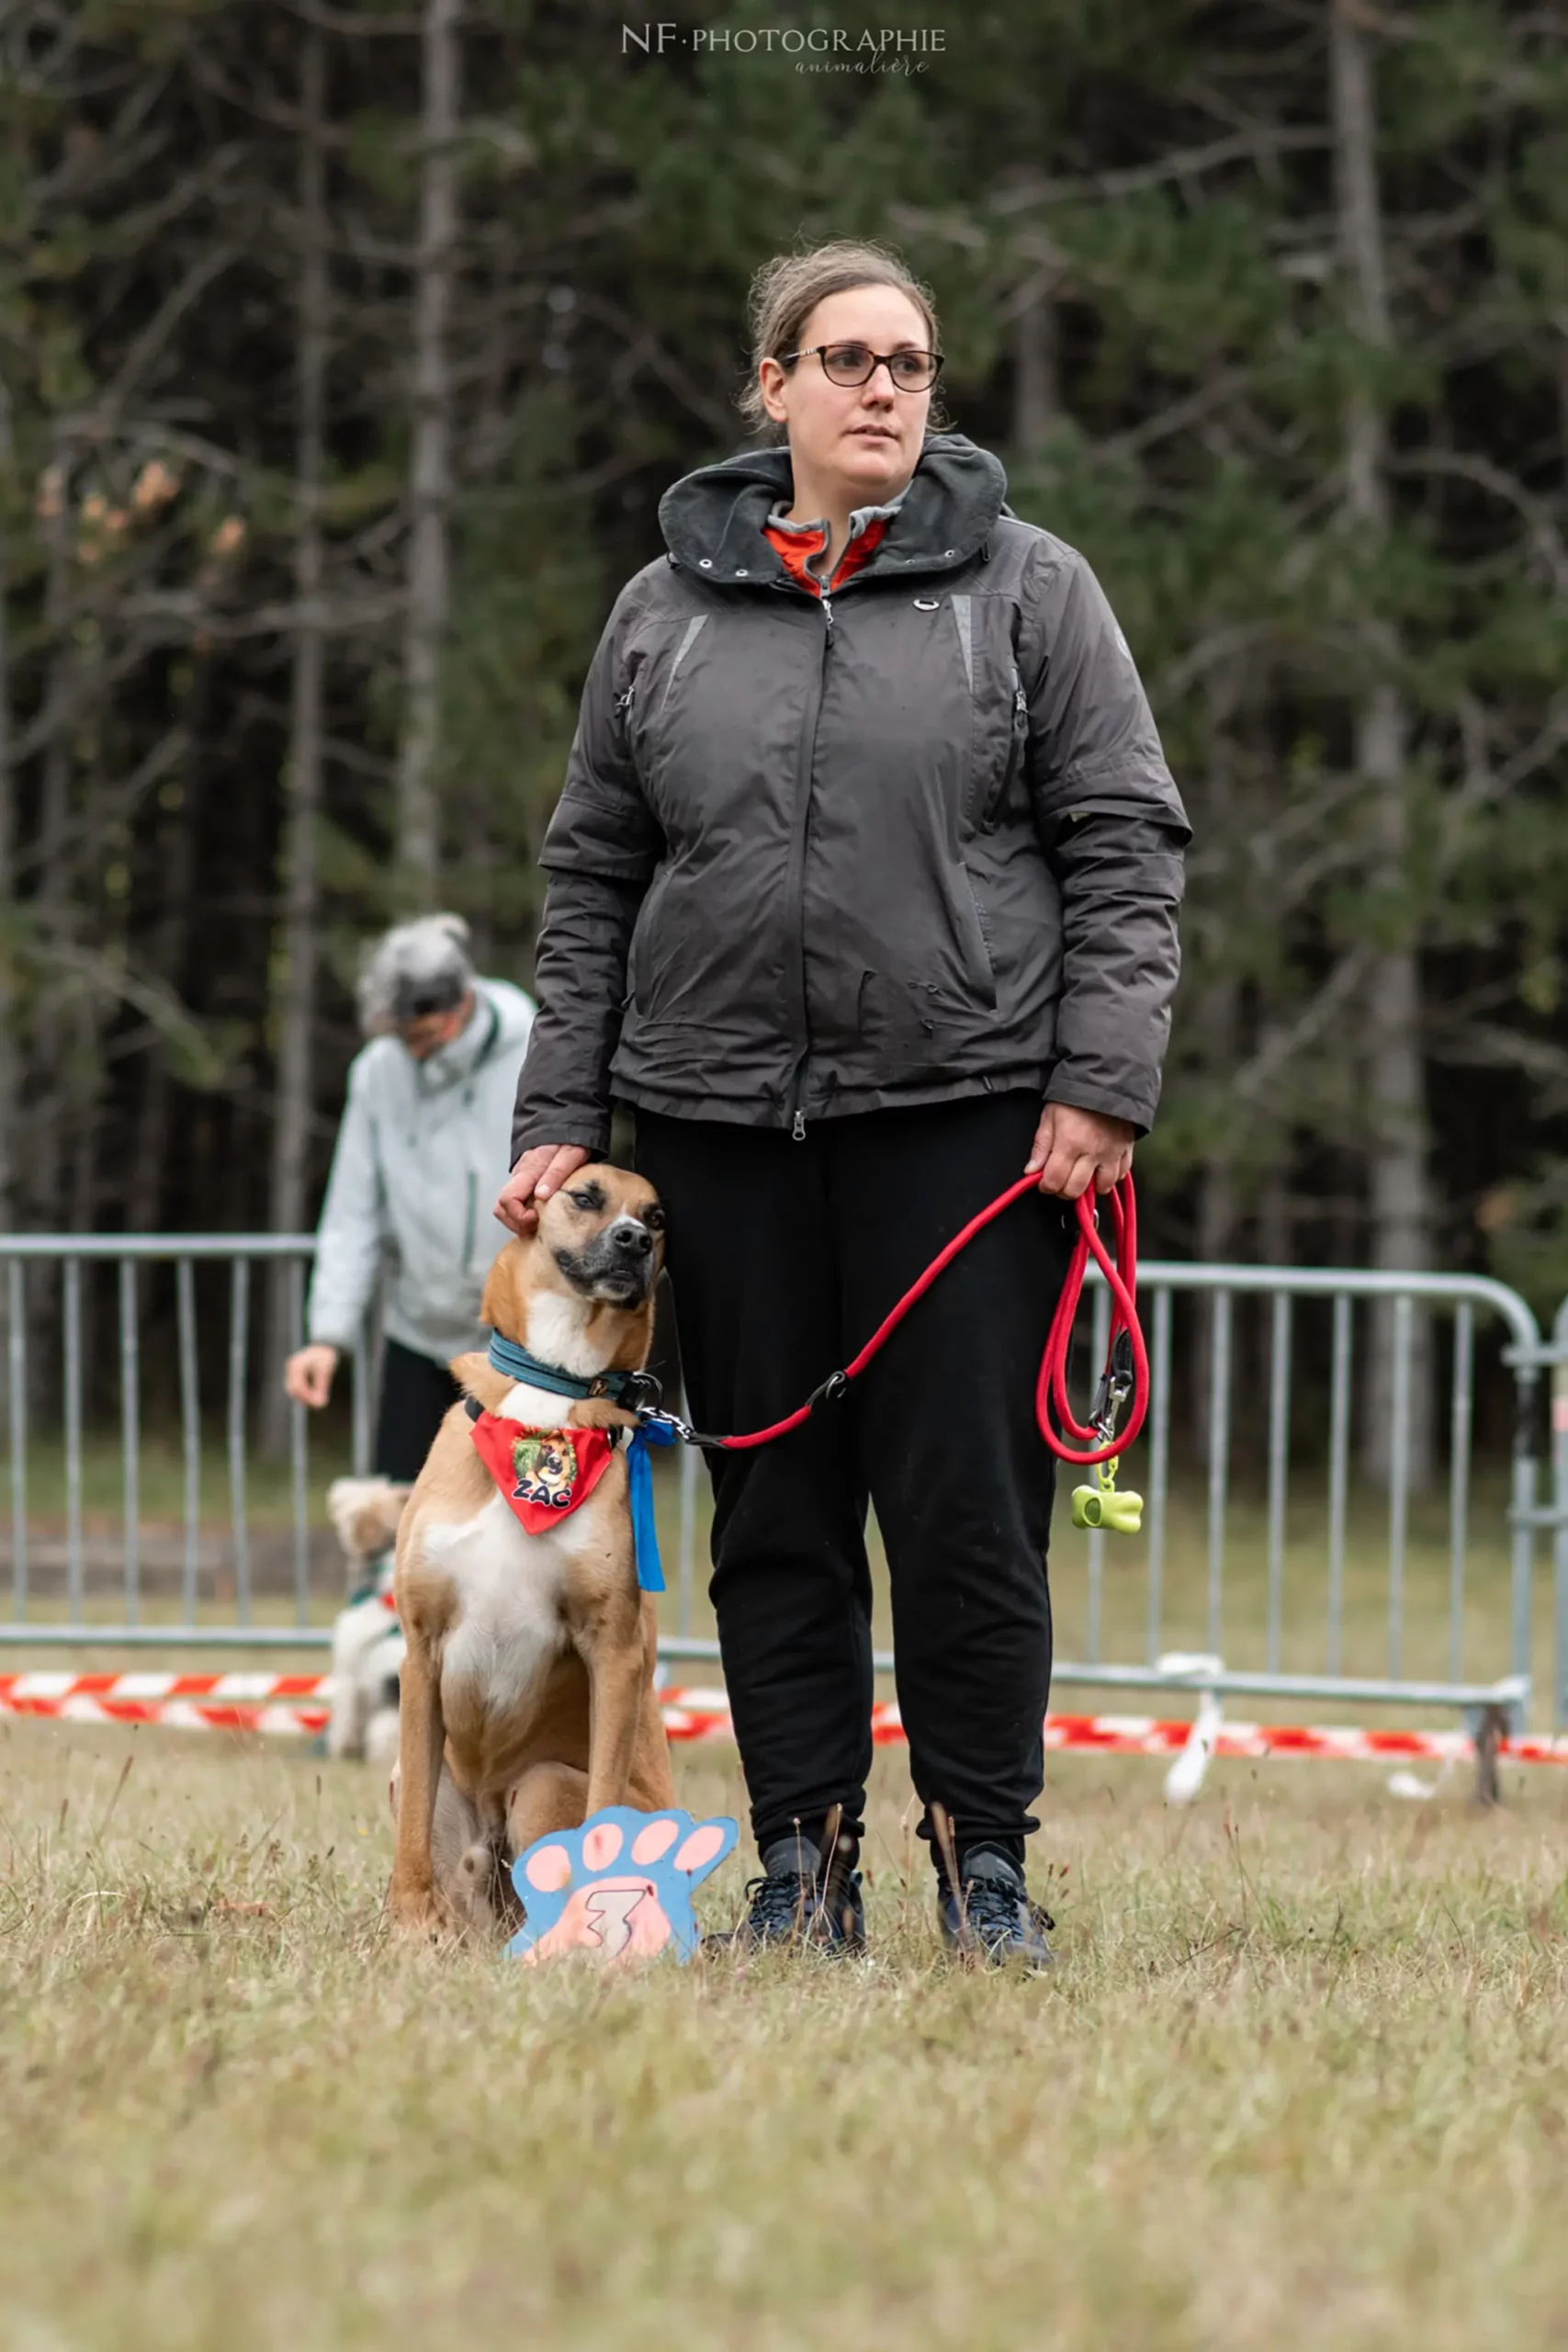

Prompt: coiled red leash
[{"left": 641, "top": 1176, "right": 1147, "bottom": 1500}]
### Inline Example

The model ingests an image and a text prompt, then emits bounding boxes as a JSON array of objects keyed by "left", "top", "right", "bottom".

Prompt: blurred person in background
[{"left": 285, "top": 913, "right": 536, "bottom": 1480}]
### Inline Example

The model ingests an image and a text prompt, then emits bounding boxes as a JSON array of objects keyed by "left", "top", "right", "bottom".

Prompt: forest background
[{"left": 2, "top": 0, "right": 1566, "bottom": 1467}]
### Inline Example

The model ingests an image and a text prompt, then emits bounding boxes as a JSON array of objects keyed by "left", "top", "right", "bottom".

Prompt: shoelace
[
  {"left": 956, "top": 1879, "right": 1055, "bottom": 1947},
  {"left": 743, "top": 1870, "right": 842, "bottom": 1941}
]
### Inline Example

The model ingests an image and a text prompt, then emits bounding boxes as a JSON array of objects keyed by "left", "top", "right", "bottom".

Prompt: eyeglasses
[{"left": 781, "top": 342, "right": 944, "bottom": 392}]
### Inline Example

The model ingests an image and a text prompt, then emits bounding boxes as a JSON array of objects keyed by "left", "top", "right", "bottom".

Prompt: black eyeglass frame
[{"left": 779, "top": 342, "right": 945, "bottom": 391}]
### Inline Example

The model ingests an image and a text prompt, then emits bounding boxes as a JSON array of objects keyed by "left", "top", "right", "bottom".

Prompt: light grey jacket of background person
[
  {"left": 308, "top": 978, "right": 536, "bottom": 1365},
  {"left": 512, "top": 432, "right": 1189, "bottom": 1160}
]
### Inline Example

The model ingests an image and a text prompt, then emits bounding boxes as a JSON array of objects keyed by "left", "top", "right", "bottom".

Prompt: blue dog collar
[{"left": 486, "top": 1332, "right": 647, "bottom": 1408}]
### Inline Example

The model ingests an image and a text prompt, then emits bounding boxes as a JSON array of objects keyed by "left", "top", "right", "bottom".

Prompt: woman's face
[{"left": 759, "top": 284, "right": 934, "bottom": 505}]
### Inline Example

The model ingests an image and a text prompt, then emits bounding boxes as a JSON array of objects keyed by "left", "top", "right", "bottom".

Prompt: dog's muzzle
[{"left": 558, "top": 1216, "right": 658, "bottom": 1306}]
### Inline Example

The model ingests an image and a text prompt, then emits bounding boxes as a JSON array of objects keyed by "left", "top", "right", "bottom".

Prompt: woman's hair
[
  {"left": 737, "top": 238, "right": 950, "bottom": 441},
  {"left": 356, "top": 911, "right": 474, "bottom": 1036}
]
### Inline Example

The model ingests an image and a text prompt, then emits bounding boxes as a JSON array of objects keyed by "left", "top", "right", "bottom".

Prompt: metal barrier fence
[
  {"left": 0, "top": 1235, "right": 1549, "bottom": 1728},
  {"left": 0, "top": 1233, "right": 704, "bottom": 1653}
]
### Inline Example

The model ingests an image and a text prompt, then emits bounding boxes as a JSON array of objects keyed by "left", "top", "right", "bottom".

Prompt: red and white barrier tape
[
  {"left": 0, "top": 1669, "right": 331, "bottom": 1737},
  {"left": 0, "top": 1670, "right": 332, "bottom": 1705},
  {"left": 2, "top": 1671, "right": 1564, "bottom": 1767}
]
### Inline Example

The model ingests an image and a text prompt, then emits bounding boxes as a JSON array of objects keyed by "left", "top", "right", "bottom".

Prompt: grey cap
[{"left": 355, "top": 912, "right": 474, "bottom": 1036}]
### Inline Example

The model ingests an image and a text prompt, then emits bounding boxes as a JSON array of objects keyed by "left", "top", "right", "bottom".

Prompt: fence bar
[
  {"left": 676, "top": 1425, "right": 698, "bottom": 1640},
  {"left": 228, "top": 1257, "right": 251, "bottom": 1625},
  {"left": 1326, "top": 1295, "right": 1351, "bottom": 1677},
  {"left": 352, "top": 1322, "right": 371, "bottom": 1478},
  {"left": 1552, "top": 1314, "right": 1568, "bottom": 1730},
  {"left": 8, "top": 1260, "right": 26, "bottom": 1617},
  {"left": 0, "top": 1622, "right": 334, "bottom": 1650},
  {"left": 653, "top": 1635, "right": 1526, "bottom": 1710},
  {"left": 0, "top": 1615, "right": 1523, "bottom": 1698},
  {"left": 1145, "top": 1286, "right": 1172, "bottom": 1667},
  {"left": 177, "top": 1257, "right": 200, "bottom": 1623},
  {"left": 0, "top": 1237, "right": 1539, "bottom": 1330},
  {"left": 288, "top": 1258, "right": 310, "bottom": 1628},
  {"left": 63, "top": 1258, "right": 84, "bottom": 1625},
  {"left": 1085, "top": 1280, "right": 1109, "bottom": 1664},
  {"left": 1266, "top": 1292, "right": 1292, "bottom": 1675},
  {"left": 119, "top": 1259, "right": 140, "bottom": 1629},
  {"left": 1511, "top": 1370, "right": 1538, "bottom": 1685},
  {"left": 1448, "top": 1304, "right": 1473, "bottom": 1686},
  {"left": 1387, "top": 1295, "right": 1413, "bottom": 1680},
  {"left": 1205, "top": 1292, "right": 1231, "bottom": 1656}
]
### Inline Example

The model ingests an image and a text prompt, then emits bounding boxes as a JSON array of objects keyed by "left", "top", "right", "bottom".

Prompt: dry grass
[{"left": 5, "top": 1720, "right": 1568, "bottom": 2350}]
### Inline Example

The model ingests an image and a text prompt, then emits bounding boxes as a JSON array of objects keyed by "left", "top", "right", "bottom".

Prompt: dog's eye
[
  {"left": 642, "top": 1205, "right": 666, "bottom": 1234},
  {"left": 569, "top": 1182, "right": 606, "bottom": 1213}
]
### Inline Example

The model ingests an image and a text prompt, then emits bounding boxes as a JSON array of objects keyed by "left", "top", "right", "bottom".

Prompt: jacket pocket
[
  {"left": 625, "top": 867, "right": 671, "bottom": 1012},
  {"left": 964, "top": 871, "right": 998, "bottom": 999}
]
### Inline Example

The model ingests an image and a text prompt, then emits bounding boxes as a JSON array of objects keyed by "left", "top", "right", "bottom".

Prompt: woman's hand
[
  {"left": 494, "top": 1144, "right": 592, "bottom": 1238},
  {"left": 1026, "top": 1102, "right": 1135, "bottom": 1201},
  {"left": 285, "top": 1343, "right": 339, "bottom": 1408}
]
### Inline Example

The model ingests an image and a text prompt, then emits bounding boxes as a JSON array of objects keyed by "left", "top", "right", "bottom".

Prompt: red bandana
[{"left": 470, "top": 1409, "right": 618, "bottom": 1534}]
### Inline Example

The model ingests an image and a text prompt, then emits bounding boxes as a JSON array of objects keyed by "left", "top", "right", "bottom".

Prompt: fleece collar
[
  {"left": 763, "top": 483, "right": 908, "bottom": 597},
  {"left": 411, "top": 984, "right": 501, "bottom": 1096},
  {"left": 658, "top": 432, "right": 1008, "bottom": 594}
]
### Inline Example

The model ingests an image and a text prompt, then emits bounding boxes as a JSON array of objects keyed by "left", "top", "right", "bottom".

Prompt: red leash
[{"left": 647, "top": 1175, "right": 1147, "bottom": 1469}]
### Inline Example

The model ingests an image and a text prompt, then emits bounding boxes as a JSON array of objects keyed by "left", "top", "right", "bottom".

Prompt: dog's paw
[
  {"left": 387, "top": 1873, "right": 457, "bottom": 1941},
  {"left": 508, "top": 1806, "right": 738, "bottom": 1966}
]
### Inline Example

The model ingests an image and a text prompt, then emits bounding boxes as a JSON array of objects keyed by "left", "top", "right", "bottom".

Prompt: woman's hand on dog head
[{"left": 494, "top": 1144, "right": 592, "bottom": 1237}]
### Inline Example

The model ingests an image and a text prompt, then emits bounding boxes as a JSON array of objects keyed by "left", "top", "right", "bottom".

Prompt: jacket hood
[{"left": 658, "top": 432, "right": 1010, "bottom": 589}]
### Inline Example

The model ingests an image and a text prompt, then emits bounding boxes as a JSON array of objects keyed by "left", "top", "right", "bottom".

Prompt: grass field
[{"left": 5, "top": 1719, "right": 1568, "bottom": 2350}]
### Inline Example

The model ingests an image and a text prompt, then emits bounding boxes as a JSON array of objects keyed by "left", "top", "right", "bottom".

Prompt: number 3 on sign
[{"left": 508, "top": 1806, "right": 739, "bottom": 1965}]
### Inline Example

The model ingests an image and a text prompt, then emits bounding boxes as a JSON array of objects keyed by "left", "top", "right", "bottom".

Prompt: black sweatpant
[
  {"left": 635, "top": 1092, "right": 1073, "bottom": 1871},
  {"left": 375, "top": 1337, "right": 462, "bottom": 1482}
]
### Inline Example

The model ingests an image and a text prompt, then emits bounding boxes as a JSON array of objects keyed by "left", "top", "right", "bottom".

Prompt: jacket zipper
[
  {"left": 979, "top": 666, "right": 1030, "bottom": 833},
  {"left": 784, "top": 588, "right": 833, "bottom": 1140},
  {"left": 461, "top": 1170, "right": 477, "bottom": 1271}
]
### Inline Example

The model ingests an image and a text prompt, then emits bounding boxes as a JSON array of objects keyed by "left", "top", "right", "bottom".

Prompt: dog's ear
[{"left": 479, "top": 1238, "right": 530, "bottom": 1337}]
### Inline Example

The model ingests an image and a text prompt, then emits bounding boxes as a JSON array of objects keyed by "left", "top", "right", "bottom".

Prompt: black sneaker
[
  {"left": 727, "top": 1830, "right": 866, "bottom": 1954},
  {"left": 939, "top": 1850, "right": 1055, "bottom": 1968}
]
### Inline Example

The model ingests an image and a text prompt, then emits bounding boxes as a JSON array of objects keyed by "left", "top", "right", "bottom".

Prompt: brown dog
[{"left": 387, "top": 1165, "right": 676, "bottom": 1936}]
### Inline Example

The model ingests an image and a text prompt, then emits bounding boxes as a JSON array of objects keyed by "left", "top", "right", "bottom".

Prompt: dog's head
[{"left": 482, "top": 1164, "right": 667, "bottom": 1338}]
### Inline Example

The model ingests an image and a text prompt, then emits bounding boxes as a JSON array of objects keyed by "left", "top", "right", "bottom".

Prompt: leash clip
[
  {"left": 1089, "top": 1329, "right": 1136, "bottom": 1447},
  {"left": 807, "top": 1369, "right": 850, "bottom": 1413},
  {"left": 636, "top": 1403, "right": 696, "bottom": 1445}
]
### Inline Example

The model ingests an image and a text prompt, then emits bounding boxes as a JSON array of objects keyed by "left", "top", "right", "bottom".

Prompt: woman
[{"left": 498, "top": 241, "right": 1188, "bottom": 1962}]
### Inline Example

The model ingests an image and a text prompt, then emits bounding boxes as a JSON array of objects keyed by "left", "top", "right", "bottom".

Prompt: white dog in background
[{"left": 325, "top": 1477, "right": 410, "bottom": 1764}]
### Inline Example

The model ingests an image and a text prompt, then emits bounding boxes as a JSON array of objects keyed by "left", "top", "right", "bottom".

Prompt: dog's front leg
[
  {"left": 387, "top": 1635, "right": 450, "bottom": 1935},
  {"left": 572, "top": 1605, "right": 648, "bottom": 1819}
]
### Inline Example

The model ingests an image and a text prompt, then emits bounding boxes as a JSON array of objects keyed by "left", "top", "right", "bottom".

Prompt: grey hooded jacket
[
  {"left": 308, "top": 978, "right": 536, "bottom": 1364},
  {"left": 512, "top": 433, "right": 1188, "bottom": 1156}
]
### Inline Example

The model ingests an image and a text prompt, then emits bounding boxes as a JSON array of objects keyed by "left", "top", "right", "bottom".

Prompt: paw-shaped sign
[{"left": 508, "top": 1806, "right": 738, "bottom": 1965}]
